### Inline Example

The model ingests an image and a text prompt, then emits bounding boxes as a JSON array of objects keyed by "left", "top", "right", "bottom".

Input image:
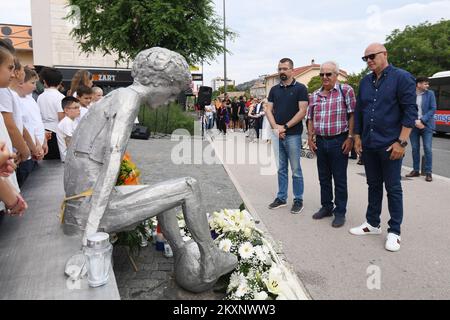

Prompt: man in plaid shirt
[{"left": 307, "top": 61, "right": 356, "bottom": 228}]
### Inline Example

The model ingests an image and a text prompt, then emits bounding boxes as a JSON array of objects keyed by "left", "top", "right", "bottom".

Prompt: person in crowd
[
  {"left": 265, "top": 58, "right": 309, "bottom": 214},
  {"left": 231, "top": 97, "right": 240, "bottom": 131},
  {"left": 204, "top": 102, "right": 214, "bottom": 130},
  {"left": 0, "top": 43, "right": 26, "bottom": 217},
  {"left": 244, "top": 96, "right": 252, "bottom": 132},
  {"left": 217, "top": 100, "right": 229, "bottom": 135},
  {"left": 18, "top": 67, "right": 47, "bottom": 159},
  {"left": 307, "top": 61, "right": 356, "bottom": 228},
  {"left": 15, "top": 67, "right": 46, "bottom": 185},
  {"left": 261, "top": 98, "right": 272, "bottom": 144},
  {"left": 405, "top": 76, "right": 437, "bottom": 182},
  {"left": 67, "top": 69, "right": 93, "bottom": 97},
  {"left": 248, "top": 97, "right": 265, "bottom": 141},
  {"left": 350, "top": 43, "right": 417, "bottom": 252},
  {"left": 57, "top": 97, "right": 80, "bottom": 163},
  {"left": 91, "top": 86, "right": 104, "bottom": 103},
  {"left": 224, "top": 96, "right": 232, "bottom": 130},
  {"left": 75, "top": 85, "right": 93, "bottom": 120},
  {"left": 0, "top": 141, "right": 27, "bottom": 216},
  {"left": 238, "top": 96, "right": 246, "bottom": 132},
  {"left": 0, "top": 58, "right": 38, "bottom": 172},
  {"left": 37, "top": 67, "right": 65, "bottom": 160}
]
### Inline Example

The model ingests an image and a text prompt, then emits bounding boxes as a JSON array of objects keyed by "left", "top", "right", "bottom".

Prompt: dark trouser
[
  {"left": 16, "top": 159, "right": 35, "bottom": 187},
  {"left": 316, "top": 133, "right": 349, "bottom": 217},
  {"left": 219, "top": 119, "right": 227, "bottom": 134},
  {"left": 362, "top": 148, "right": 403, "bottom": 235},
  {"left": 255, "top": 118, "right": 263, "bottom": 139},
  {"left": 44, "top": 131, "right": 60, "bottom": 160}
]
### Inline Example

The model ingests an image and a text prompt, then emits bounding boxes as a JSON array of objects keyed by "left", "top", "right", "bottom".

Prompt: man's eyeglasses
[
  {"left": 67, "top": 106, "right": 80, "bottom": 110},
  {"left": 278, "top": 67, "right": 291, "bottom": 72},
  {"left": 362, "top": 51, "right": 385, "bottom": 62},
  {"left": 319, "top": 72, "right": 334, "bottom": 78}
]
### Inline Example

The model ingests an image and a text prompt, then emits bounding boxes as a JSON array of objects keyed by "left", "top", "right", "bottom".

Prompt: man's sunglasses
[
  {"left": 362, "top": 51, "right": 385, "bottom": 62},
  {"left": 319, "top": 72, "right": 334, "bottom": 78}
]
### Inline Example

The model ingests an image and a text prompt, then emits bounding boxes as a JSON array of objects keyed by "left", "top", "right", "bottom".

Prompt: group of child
[{"left": 0, "top": 38, "right": 103, "bottom": 218}]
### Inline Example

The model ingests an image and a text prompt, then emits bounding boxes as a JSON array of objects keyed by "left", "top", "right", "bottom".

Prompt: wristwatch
[
  {"left": 396, "top": 139, "right": 408, "bottom": 148},
  {"left": 284, "top": 124, "right": 289, "bottom": 130}
]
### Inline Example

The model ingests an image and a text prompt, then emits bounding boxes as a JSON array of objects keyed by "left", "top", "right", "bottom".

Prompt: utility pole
[{"left": 223, "top": 0, "right": 227, "bottom": 97}]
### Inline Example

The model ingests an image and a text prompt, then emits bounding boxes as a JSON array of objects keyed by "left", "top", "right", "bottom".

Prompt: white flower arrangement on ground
[{"left": 209, "top": 209, "right": 304, "bottom": 300}]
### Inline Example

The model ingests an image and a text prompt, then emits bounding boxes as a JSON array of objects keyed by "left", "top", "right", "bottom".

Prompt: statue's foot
[
  {"left": 173, "top": 241, "right": 237, "bottom": 293},
  {"left": 202, "top": 247, "right": 238, "bottom": 284}
]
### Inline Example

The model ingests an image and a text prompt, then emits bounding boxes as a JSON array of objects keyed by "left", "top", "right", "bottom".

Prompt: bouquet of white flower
[{"left": 209, "top": 208, "right": 303, "bottom": 300}]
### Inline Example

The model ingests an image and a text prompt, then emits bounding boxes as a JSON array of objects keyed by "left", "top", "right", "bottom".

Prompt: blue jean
[
  {"left": 206, "top": 116, "right": 214, "bottom": 130},
  {"left": 362, "top": 148, "right": 403, "bottom": 235},
  {"left": 409, "top": 127, "right": 433, "bottom": 173},
  {"left": 316, "top": 134, "right": 349, "bottom": 217},
  {"left": 272, "top": 134, "right": 304, "bottom": 202}
]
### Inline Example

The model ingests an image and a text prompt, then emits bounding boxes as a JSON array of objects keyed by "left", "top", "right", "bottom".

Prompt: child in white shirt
[
  {"left": 75, "top": 85, "right": 93, "bottom": 122},
  {"left": 57, "top": 97, "right": 80, "bottom": 162},
  {"left": 37, "top": 67, "right": 65, "bottom": 160}
]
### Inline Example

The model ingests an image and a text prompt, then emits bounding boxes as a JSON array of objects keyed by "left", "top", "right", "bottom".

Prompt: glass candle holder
[{"left": 84, "top": 232, "right": 113, "bottom": 288}]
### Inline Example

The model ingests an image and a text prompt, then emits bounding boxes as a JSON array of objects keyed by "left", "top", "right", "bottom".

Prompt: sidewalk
[
  {"left": 0, "top": 161, "right": 120, "bottom": 300},
  {"left": 210, "top": 131, "right": 450, "bottom": 299}
]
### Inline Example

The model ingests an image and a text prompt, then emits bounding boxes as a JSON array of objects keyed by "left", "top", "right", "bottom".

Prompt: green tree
[
  {"left": 218, "top": 85, "right": 237, "bottom": 94},
  {"left": 67, "top": 0, "right": 235, "bottom": 64},
  {"left": 307, "top": 76, "right": 322, "bottom": 94},
  {"left": 344, "top": 68, "right": 370, "bottom": 95},
  {"left": 384, "top": 20, "right": 450, "bottom": 77}
]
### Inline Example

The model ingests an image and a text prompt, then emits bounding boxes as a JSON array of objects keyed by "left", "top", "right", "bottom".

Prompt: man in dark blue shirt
[
  {"left": 265, "top": 58, "right": 309, "bottom": 214},
  {"left": 349, "top": 43, "right": 417, "bottom": 252}
]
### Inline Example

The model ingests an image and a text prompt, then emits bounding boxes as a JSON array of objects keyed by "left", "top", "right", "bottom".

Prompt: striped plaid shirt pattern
[{"left": 307, "top": 83, "right": 356, "bottom": 137}]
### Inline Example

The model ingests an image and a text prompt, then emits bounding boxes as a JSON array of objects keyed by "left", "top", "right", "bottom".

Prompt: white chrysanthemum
[
  {"left": 219, "top": 238, "right": 233, "bottom": 252},
  {"left": 228, "top": 272, "right": 242, "bottom": 291},
  {"left": 235, "top": 281, "right": 249, "bottom": 298},
  {"left": 253, "top": 291, "right": 268, "bottom": 300},
  {"left": 238, "top": 242, "right": 255, "bottom": 259},
  {"left": 227, "top": 272, "right": 247, "bottom": 292},
  {"left": 254, "top": 246, "right": 267, "bottom": 262}
]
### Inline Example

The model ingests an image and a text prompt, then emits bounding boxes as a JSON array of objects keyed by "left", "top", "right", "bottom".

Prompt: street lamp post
[{"left": 223, "top": 0, "right": 227, "bottom": 97}]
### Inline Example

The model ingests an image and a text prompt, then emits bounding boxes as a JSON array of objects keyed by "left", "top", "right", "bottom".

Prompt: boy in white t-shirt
[
  {"left": 16, "top": 67, "right": 46, "bottom": 186},
  {"left": 37, "top": 67, "right": 65, "bottom": 160},
  {"left": 18, "top": 67, "right": 47, "bottom": 158},
  {"left": 57, "top": 96, "right": 80, "bottom": 162},
  {"left": 75, "top": 85, "right": 93, "bottom": 122},
  {"left": 0, "top": 59, "right": 36, "bottom": 164}
]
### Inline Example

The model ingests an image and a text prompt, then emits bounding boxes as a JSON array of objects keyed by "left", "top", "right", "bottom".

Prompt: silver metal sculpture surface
[{"left": 62, "top": 47, "right": 237, "bottom": 293}]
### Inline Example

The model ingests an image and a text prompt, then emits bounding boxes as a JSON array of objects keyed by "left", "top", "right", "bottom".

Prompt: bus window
[{"left": 439, "top": 85, "right": 450, "bottom": 110}]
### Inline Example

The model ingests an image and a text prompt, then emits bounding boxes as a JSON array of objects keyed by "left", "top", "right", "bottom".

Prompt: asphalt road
[{"left": 403, "top": 133, "right": 450, "bottom": 178}]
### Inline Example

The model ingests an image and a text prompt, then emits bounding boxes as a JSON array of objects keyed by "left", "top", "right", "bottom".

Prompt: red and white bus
[{"left": 429, "top": 71, "right": 450, "bottom": 134}]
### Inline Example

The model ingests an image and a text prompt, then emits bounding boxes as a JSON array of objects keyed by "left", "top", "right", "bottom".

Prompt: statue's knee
[{"left": 184, "top": 177, "right": 199, "bottom": 190}]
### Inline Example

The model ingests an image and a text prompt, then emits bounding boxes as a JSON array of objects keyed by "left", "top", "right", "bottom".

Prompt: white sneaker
[
  {"left": 385, "top": 233, "right": 401, "bottom": 252},
  {"left": 349, "top": 221, "right": 382, "bottom": 236}
]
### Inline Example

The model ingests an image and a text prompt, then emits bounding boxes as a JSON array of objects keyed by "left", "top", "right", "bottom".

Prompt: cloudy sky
[{"left": 1, "top": 0, "right": 449, "bottom": 87}]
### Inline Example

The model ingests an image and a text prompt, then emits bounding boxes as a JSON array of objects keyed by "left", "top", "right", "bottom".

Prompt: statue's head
[{"left": 132, "top": 47, "right": 191, "bottom": 108}]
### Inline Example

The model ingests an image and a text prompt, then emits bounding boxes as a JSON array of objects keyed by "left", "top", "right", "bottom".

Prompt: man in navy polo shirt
[
  {"left": 265, "top": 58, "right": 309, "bottom": 214},
  {"left": 349, "top": 43, "right": 417, "bottom": 252}
]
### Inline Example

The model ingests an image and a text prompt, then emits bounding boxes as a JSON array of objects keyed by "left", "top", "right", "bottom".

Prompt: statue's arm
[{"left": 82, "top": 114, "right": 131, "bottom": 245}]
